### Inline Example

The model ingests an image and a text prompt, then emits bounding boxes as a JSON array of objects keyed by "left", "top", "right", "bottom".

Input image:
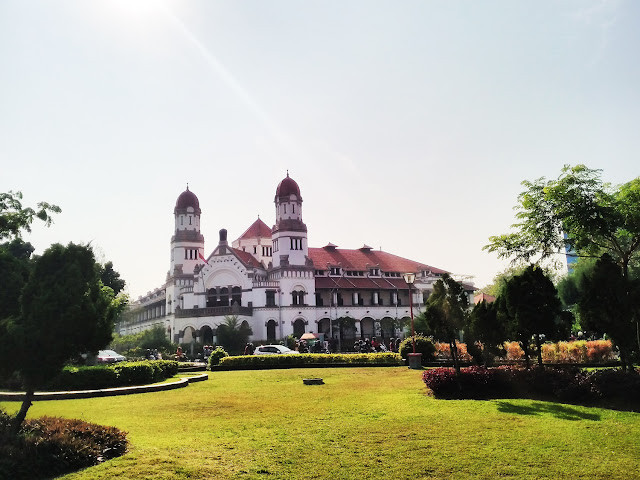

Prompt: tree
[
  {"left": 500, "top": 265, "right": 571, "bottom": 368},
  {"left": 0, "top": 191, "right": 60, "bottom": 240},
  {"left": 0, "top": 243, "right": 117, "bottom": 433},
  {"left": 578, "top": 254, "right": 640, "bottom": 371},
  {"left": 99, "top": 261, "right": 126, "bottom": 296},
  {"left": 466, "top": 300, "right": 508, "bottom": 366},
  {"left": 215, "top": 316, "right": 253, "bottom": 355},
  {"left": 484, "top": 165, "right": 640, "bottom": 356},
  {"left": 415, "top": 274, "right": 469, "bottom": 374}
]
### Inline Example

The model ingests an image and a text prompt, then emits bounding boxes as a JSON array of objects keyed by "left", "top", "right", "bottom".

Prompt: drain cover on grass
[{"left": 303, "top": 378, "right": 324, "bottom": 385}]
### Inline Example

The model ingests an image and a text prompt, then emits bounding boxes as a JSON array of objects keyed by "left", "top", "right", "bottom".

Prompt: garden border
[{"left": 0, "top": 373, "right": 208, "bottom": 401}]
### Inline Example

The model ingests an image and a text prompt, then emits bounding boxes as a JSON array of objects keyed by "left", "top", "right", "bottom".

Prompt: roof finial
[
  {"left": 286, "top": 169, "right": 289, "bottom": 177},
  {"left": 186, "top": 183, "right": 189, "bottom": 191}
]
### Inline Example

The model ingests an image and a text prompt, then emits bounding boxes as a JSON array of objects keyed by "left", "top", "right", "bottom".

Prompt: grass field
[{"left": 2, "top": 367, "right": 639, "bottom": 480}]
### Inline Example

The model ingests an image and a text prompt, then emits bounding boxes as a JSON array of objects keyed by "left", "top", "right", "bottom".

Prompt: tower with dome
[{"left": 119, "top": 173, "right": 475, "bottom": 350}]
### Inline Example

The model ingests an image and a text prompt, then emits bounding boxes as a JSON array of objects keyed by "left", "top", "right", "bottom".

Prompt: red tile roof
[
  {"left": 236, "top": 218, "right": 272, "bottom": 240},
  {"left": 308, "top": 247, "right": 447, "bottom": 275},
  {"left": 231, "top": 248, "right": 262, "bottom": 268}
]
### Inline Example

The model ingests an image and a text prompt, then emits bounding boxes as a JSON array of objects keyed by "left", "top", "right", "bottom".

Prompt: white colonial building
[{"left": 117, "top": 174, "right": 475, "bottom": 349}]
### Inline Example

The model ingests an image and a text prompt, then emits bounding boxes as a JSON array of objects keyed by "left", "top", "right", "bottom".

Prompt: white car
[
  {"left": 96, "top": 349, "right": 127, "bottom": 363},
  {"left": 254, "top": 345, "right": 299, "bottom": 355}
]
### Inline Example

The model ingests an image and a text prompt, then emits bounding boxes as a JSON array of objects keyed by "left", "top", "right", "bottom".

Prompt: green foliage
[
  {"left": 207, "top": 347, "right": 229, "bottom": 368},
  {"left": 578, "top": 254, "right": 640, "bottom": 371},
  {"left": 41, "top": 361, "right": 179, "bottom": 390},
  {"left": 215, "top": 316, "right": 253, "bottom": 354},
  {"left": 500, "top": 265, "right": 572, "bottom": 368},
  {"left": 98, "top": 261, "right": 126, "bottom": 296},
  {"left": 110, "top": 326, "right": 175, "bottom": 359},
  {"left": 398, "top": 335, "right": 436, "bottom": 364},
  {"left": 0, "top": 191, "right": 61, "bottom": 241},
  {"left": 466, "top": 301, "right": 507, "bottom": 366},
  {"left": 218, "top": 353, "right": 403, "bottom": 369},
  {"left": 0, "top": 413, "right": 127, "bottom": 480},
  {"left": 414, "top": 274, "right": 469, "bottom": 372}
]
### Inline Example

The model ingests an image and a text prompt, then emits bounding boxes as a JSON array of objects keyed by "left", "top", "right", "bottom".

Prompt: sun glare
[{"left": 110, "top": 0, "right": 163, "bottom": 16}]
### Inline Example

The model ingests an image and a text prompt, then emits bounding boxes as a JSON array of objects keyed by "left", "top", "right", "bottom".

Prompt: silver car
[
  {"left": 254, "top": 345, "right": 299, "bottom": 355},
  {"left": 97, "top": 349, "right": 127, "bottom": 363}
]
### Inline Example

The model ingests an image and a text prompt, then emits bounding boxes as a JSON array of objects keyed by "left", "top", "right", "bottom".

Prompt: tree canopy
[
  {"left": 484, "top": 165, "right": 640, "bottom": 277},
  {"left": 415, "top": 274, "right": 469, "bottom": 373},
  {"left": 0, "top": 191, "right": 60, "bottom": 240}
]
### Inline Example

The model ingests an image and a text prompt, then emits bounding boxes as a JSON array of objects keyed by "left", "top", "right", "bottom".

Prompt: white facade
[{"left": 119, "top": 175, "right": 475, "bottom": 348}]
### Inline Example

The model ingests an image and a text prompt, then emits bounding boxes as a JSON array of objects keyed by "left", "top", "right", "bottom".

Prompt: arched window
[
  {"left": 206, "top": 288, "right": 217, "bottom": 308},
  {"left": 267, "top": 320, "right": 277, "bottom": 342},
  {"left": 232, "top": 286, "right": 242, "bottom": 306},
  {"left": 219, "top": 287, "right": 229, "bottom": 306}
]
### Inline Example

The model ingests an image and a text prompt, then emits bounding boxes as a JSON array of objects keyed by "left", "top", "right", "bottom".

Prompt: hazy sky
[{"left": 2, "top": 0, "right": 639, "bottom": 299}]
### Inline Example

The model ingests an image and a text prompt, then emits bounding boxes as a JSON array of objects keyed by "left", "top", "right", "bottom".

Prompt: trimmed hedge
[
  {"left": 398, "top": 336, "right": 437, "bottom": 364},
  {"left": 0, "top": 412, "right": 127, "bottom": 480},
  {"left": 422, "top": 366, "right": 640, "bottom": 407},
  {"left": 44, "top": 360, "right": 179, "bottom": 391},
  {"left": 218, "top": 352, "right": 402, "bottom": 369},
  {"left": 207, "top": 347, "right": 229, "bottom": 369}
]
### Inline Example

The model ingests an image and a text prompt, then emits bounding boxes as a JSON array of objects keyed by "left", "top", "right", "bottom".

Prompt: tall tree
[
  {"left": 578, "top": 254, "right": 640, "bottom": 371},
  {"left": 485, "top": 165, "right": 640, "bottom": 355},
  {"left": 500, "top": 265, "right": 571, "bottom": 368},
  {"left": 466, "top": 300, "right": 508, "bottom": 366},
  {"left": 99, "top": 261, "right": 126, "bottom": 296},
  {"left": 0, "top": 243, "right": 117, "bottom": 433},
  {"left": 415, "top": 274, "right": 469, "bottom": 374}
]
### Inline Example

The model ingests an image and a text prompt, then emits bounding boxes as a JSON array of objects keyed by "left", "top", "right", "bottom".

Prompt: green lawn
[{"left": 2, "top": 367, "right": 639, "bottom": 480}]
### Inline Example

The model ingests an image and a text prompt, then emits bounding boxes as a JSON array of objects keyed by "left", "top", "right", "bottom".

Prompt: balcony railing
[{"left": 175, "top": 305, "right": 253, "bottom": 318}]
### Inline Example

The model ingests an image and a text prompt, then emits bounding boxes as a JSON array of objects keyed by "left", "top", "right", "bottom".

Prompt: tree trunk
[
  {"left": 521, "top": 340, "right": 531, "bottom": 369},
  {"left": 535, "top": 334, "right": 543, "bottom": 368},
  {"left": 450, "top": 339, "right": 460, "bottom": 375},
  {"left": 11, "top": 387, "right": 34, "bottom": 436}
]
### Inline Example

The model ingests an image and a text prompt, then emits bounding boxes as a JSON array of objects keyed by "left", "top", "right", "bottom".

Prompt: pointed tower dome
[
  {"left": 275, "top": 172, "right": 301, "bottom": 201},
  {"left": 174, "top": 185, "right": 201, "bottom": 214}
]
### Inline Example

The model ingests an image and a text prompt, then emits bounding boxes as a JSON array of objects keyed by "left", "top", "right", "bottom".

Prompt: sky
[{"left": 1, "top": 0, "right": 639, "bottom": 299}]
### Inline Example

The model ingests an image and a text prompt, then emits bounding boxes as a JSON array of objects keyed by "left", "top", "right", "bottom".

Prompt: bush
[
  {"left": 434, "top": 342, "right": 472, "bottom": 362},
  {"left": 38, "top": 360, "right": 179, "bottom": 391},
  {"left": 207, "top": 347, "right": 229, "bottom": 369},
  {"left": 422, "top": 366, "right": 640, "bottom": 408},
  {"left": 398, "top": 336, "right": 436, "bottom": 364},
  {"left": 0, "top": 412, "right": 127, "bottom": 480},
  {"left": 218, "top": 352, "right": 403, "bottom": 369}
]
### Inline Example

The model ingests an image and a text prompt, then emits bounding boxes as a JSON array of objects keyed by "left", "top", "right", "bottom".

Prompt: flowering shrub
[
  {"left": 541, "top": 340, "right": 614, "bottom": 364},
  {"left": 422, "top": 365, "right": 640, "bottom": 407},
  {"left": 0, "top": 413, "right": 127, "bottom": 480},
  {"left": 434, "top": 343, "right": 472, "bottom": 361}
]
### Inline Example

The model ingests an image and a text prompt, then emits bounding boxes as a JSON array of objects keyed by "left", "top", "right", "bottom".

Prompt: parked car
[
  {"left": 96, "top": 350, "right": 126, "bottom": 363},
  {"left": 254, "top": 345, "right": 299, "bottom": 355}
]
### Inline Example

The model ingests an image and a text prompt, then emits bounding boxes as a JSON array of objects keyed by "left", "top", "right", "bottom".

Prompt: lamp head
[{"left": 403, "top": 272, "right": 416, "bottom": 285}]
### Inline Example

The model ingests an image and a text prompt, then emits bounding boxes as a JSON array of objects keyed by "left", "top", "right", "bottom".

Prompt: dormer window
[
  {"left": 330, "top": 267, "right": 341, "bottom": 276},
  {"left": 370, "top": 268, "right": 380, "bottom": 276}
]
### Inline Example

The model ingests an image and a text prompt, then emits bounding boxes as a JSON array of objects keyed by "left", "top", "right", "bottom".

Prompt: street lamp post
[{"left": 403, "top": 272, "right": 422, "bottom": 369}]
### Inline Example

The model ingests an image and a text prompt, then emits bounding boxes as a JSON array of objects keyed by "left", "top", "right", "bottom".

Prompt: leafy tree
[
  {"left": 398, "top": 335, "right": 436, "bottom": 364},
  {"left": 215, "top": 316, "right": 253, "bottom": 355},
  {"left": 332, "top": 316, "right": 357, "bottom": 352},
  {"left": 0, "top": 191, "right": 60, "bottom": 240},
  {"left": 578, "top": 254, "right": 640, "bottom": 371},
  {"left": 500, "top": 265, "right": 572, "bottom": 368},
  {"left": 466, "top": 300, "right": 507, "bottom": 366},
  {"left": 477, "top": 264, "right": 529, "bottom": 297},
  {"left": 414, "top": 274, "right": 469, "bottom": 374},
  {"left": 0, "top": 243, "right": 117, "bottom": 433},
  {"left": 99, "top": 261, "right": 126, "bottom": 296},
  {"left": 485, "top": 165, "right": 640, "bottom": 356}
]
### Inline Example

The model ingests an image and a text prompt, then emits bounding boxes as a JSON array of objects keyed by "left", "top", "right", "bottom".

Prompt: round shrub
[
  {"left": 399, "top": 335, "right": 436, "bottom": 364},
  {"left": 207, "top": 347, "right": 229, "bottom": 369}
]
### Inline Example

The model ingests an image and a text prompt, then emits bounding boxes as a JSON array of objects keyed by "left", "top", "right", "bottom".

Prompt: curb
[{"left": 0, "top": 373, "right": 209, "bottom": 401}]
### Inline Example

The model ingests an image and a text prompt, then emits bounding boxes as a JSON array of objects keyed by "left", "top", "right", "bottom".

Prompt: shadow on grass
[{"left": 496, "top": 401, "right": 601, "bottom": 421}]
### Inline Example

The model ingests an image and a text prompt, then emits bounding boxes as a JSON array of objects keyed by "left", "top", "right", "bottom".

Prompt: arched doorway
[
  {"left": 182, "top": 326, "right": 196, "bottom": 343},
  {"left": 219, "top": 287, "right": 229, "bottom": 306},
  {"left": 318, "top": 318, "right": 331, "bottom": 336},
  {"left": 201, "top": 325, "right": 214, "bottom": 344},
  {"left": 232, "top": 286, "right": 242, "bottom": 306},
  {"left": 266, "top": 319, "right": 277, "bottom": 342},
  {"left": 380, "top": 317, "right": 396, "bottom": 339},
  {"left": 293, "top": 318, "right": 306, "bottom": 338},
  {"left": 360, "top": 317, "right": 375, "bottom": 339}
]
